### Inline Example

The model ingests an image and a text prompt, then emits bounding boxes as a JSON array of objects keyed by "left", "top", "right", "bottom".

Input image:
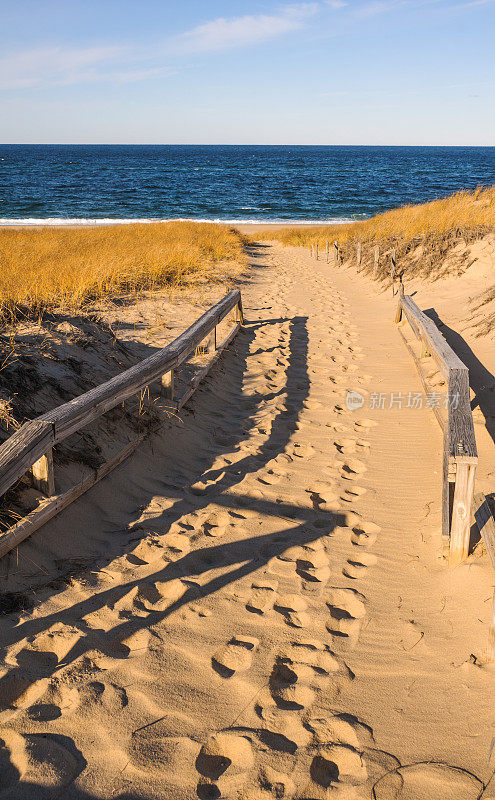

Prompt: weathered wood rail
[
  {"left": 0, "top": 289, "right": 243, "bottom": 559},
  {"left": 395, "top": 291, "right": 478, "bottom": 565}
]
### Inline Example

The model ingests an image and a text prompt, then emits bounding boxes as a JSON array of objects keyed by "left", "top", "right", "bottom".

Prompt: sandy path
[{"left": 0, "top": 243, "right": 493, "bottom": 799}]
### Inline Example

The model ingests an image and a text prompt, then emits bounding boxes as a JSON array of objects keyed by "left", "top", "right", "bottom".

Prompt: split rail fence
[
  {"left": 0, "top": 289, "right": 243, "bottom": 560},
  {"left": 394, "top": 292, "right": 478, "bottom": 566}
]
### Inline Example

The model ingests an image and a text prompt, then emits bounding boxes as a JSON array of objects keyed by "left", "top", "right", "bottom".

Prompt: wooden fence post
[
  {"left": 373, "top": 245, "right": 379, "bottom": 278},
  {"left": 356, "top": 242, "right": 362, "bottom": 270},
  {"left": 390, "top": 247, "right": 397, "bottom": 294},
  {"left": 333, "top": 241, "right": 338, "bottom": 267},
  {"left": 394, "top": 282, "right": 404, "bottom": 323},
  {"left": 161, "top": 370, "right": 174, "bottom": 400},
  {"left": 31, "top": 450, "right": 55, "bottom": 497},
  {"left": 326, "top": 241, "right": 329, "bottom": 263},
  {"left": 206, "top": 327, "right": 217, "bottom": 353},
  {"left": 315, "top": 242, "right": 319, "bottom": 261},
  {"left": 231, "top": 302, "right": 243, "bottom": 325},
  {"left": 449, "top": 460, "right": 476, "bottom": 565}
]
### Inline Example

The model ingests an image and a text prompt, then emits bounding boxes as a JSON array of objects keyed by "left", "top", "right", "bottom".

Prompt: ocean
[{"left": 0, "top": 144, "right": 494, "bottom": 225}]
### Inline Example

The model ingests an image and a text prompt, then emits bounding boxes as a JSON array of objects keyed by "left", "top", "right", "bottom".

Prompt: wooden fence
[
  {"left": 395, "top": 291, "right": 478, "bottom": 565},
  {"left": 310, "top": 241, "right": 480, "bottom": 567},
  {"left": 0, "top": 289, "right": 243, "bottom": 559}
]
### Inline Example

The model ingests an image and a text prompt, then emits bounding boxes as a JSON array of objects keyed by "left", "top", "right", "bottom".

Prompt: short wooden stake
[
  {"left": 315, "top": 242, "right": 319, "bottom": 261},
  {"left": 161, "top": 369, "right": 174, "bottom": 400},
  {"left": 394, "top": 283, "right": 404, "bottom": 323},
  {"left": 31, "top": 449, "right": 55, "bottom": 497},
  {"left": 237, "top": 299, "right": 244, "bottom": 324},
  {"left": 373, "top": 245, "right": 379, "bottom": 278},
  {"left": 230, "top": 302, "right": 242, "bottom": 325},
  {"left": 356, "top": 242, "right": 362, "bottom": 270},
  {"left": 326, "top": 241, "right": 329, "bottom": 262},
  {"left": 449, "top": 461, "right": 475, "bottom": 565},
  {"left": 390, "top": 247, "right": 397, "bottom": 294},
  {"left": 333, "top": 241, "right": 338, "bottom": 267},
  {"left": 206, "top": 326, "right": 217, "bottom": 353}
]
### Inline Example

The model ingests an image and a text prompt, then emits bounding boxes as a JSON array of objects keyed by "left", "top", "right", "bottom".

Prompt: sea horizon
[{"left": 1, "top": 143, "right": 494, "bottom": 226}]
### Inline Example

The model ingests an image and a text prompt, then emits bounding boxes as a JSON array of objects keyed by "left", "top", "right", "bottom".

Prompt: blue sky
[{"left": 0, "top": 0, "right": 494, "bottom": 144}]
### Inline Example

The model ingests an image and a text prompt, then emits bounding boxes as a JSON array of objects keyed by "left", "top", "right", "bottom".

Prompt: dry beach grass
[
  {"left": 0, "top": 221, "right": 247, "bottom": 322},
  {"left": 260, "top": 186, "right": 495, "bottom": 280},
  {"left": 260, "top": 186, "right": 495, "bottom": 248}
]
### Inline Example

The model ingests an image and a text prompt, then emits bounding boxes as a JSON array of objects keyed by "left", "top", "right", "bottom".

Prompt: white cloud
[
  {"left": 0, "top": 44, "right": 177, "bottom": 90},
  {"left": 0, "top": 45, "right": 128, "bottom": 90},
  {"left": 326, "top": 1, "right": 348, "bottom": 8},
  {"left": 171, "top": 3, "right": 319, "bottom": 54},
  {"left": 0, "top": 4, "right": 320, "bottom": 91}
]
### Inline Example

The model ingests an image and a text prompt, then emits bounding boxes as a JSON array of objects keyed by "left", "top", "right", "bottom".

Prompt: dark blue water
[{"left": 0, "top": 144, "right": 494, "bottom": 225}]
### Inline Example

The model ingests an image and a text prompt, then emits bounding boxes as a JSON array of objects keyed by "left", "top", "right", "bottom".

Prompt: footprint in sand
[
  {"left": 257, "top": 470, "right": 283, "bottom": 486},
  {"left": 134, "top": 578, "right": 187, "bottom": 611},
  {"left": 246, "top": 579, "right": 278, "bottom": 614},
  {"left": 196, "top": 732, "right": 255, "bottom": 797},
  {"left": 326, "top": 588, "right": 367, "bottom": 640},
  {"left": 256, "top": 700, "right": 311, "bottom": 752},
  {"left": 280, "top": 640, "right": 341, "bottom": 675},
  {"left": 307, "top": 481, "right": 340, "bottom": 508},
  {"left": 354, "top": 418, "right": 378, "bottom": 432},
  {"left": 351, "top": 520, "right": 381, "bottom": 548},
  {"left": 201, "top": 510, "right": 231, "bottom": 538},
  {"left": 257, "top": 765, "right": 296, "bottom": 797},
  {"left": 0, "top": 730, "right": 84, "bottom": 793},
  {"left": 306, "top": 714, "right": 364, "bottom": 750},
  {"left": 333, "top": 437, "right": 358, "bottom": 455},
  {"left": 26, "top": 680, "right": 80, "bottom": 722},
  {"left": 339, "top": 459, "right": 368, "bottom": 479},
  {"left": 343, "top": 551, "right": 378, "bottom": 579},
  {"left": 269, "top": 658, "right": 315, "bottom": 710},
  {"left": 307, "top": 743, "right": 368, "bottom": 794},
  {"left": 279, "top": 541, "right": 330, "bottom": 584},
  {"left": 290, "top": 442, "right": 315, "bottom": 459},
  {"left": 274, "top": 594, "right": 310, "bottom": 628},
  {"left": 341, "top": 485, "right": 367, "bottom": 503},
  {"left": 109, "top": 627, "right": 151, "bottom": 659},
  {"left": 127, "top": 536, "right": 164, "bottom": 565},
  {"left": 0, "top": 624, "right": 83, "bottom": 716},
  {"left": 212, "top": 635, "right": 259, "bottom": 677},
  {"left": 161, "top": 531, "right": 191, "bottom": 560}
]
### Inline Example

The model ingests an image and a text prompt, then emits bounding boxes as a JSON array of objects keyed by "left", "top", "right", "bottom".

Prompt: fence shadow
[
  {"left": 423, "top": 308, "right": 495, "bottom": 447},
  {"left": 0, "top": 309, "right": 351, "bottom": 759}
]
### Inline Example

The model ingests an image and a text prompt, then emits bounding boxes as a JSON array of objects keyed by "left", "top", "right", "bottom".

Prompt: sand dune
[{"left": 0, "top": 241, "right": 493, "bottom": 799}]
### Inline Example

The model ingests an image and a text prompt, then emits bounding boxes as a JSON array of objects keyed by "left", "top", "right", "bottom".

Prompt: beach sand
[{"left": 0, "top": 240, "right": 493, "bottom": 799}]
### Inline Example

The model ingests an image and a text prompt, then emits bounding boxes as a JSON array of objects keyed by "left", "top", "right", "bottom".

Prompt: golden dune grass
[
  {"left": 0, "top": 221, "right": 247, "bottom": 321},
  {"left": 260, "top": 186, "right": 495, "bottom": 248}
]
